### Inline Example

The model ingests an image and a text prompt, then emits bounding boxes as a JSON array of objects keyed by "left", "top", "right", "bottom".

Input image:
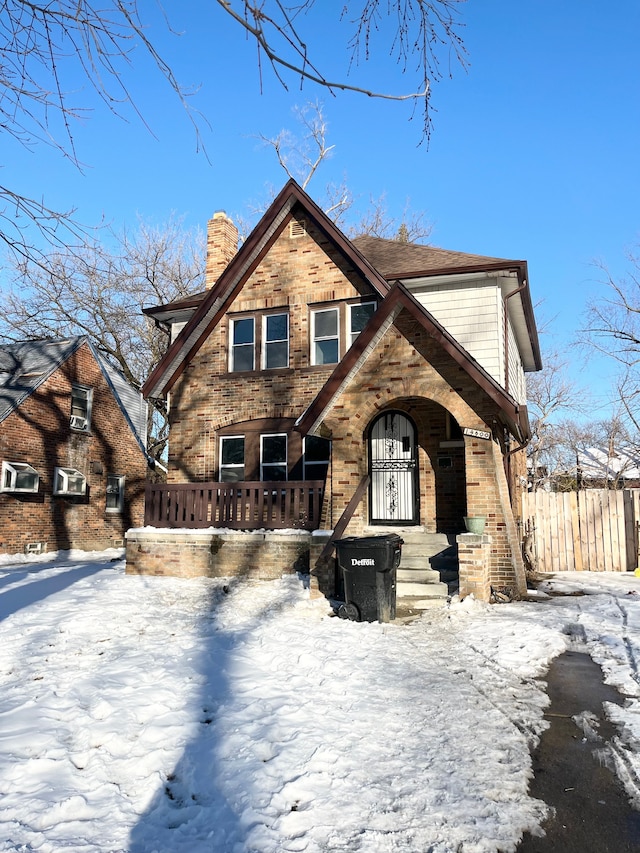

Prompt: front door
[{"left": 369, "top": 411, "right": 418, "bottom": 524}]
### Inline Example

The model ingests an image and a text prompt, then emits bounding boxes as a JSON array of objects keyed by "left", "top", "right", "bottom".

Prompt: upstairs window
[
  {"left": 263, "top": 313, "right": 289, "bottom": 369},
  {"left": 1, "top": 461, "right": 39, "bottom": 493},
  {"left": 303, "top": 436, "right": 331, "bottom": 481},
  {"left": 349, "top": 302, "right": 377, "bottom": 346},
  {"left": 106, "top": 474, "right": 125, "bottom": 513},
  {"left": 230, "top": 317, "right": 255, "bottom": 372},
  {"left": 220, "top": 436, "right": 245, "bottom": 482},
  {"left": 260, "top": 434, "right": 287, "bottom": 481},
  {"left": 53, "top": 467, "right": 87, "bottom": 496},
  {"left": 311, "top": 308, "right": 339, "bottom": 365},
  {"left": 70, "top": 385, "right": 92, "bottom": 432}
]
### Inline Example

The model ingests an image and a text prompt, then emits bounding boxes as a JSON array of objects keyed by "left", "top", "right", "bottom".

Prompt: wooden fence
[{"left": 521, "top": 489, "right": 640, "bottom": 573}]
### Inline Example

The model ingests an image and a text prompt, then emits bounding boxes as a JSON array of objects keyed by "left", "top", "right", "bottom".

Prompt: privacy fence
[{"left": 521, "top": 489, "right": 640, "bottom": 573}]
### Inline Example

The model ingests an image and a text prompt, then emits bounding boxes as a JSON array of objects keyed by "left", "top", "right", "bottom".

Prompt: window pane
[
  {"left": 266, "top": 313, "right": 288, "bottom": 342},
  {"left": 265, "top": 341, "right": 288, "bottom": 369},
  {"left": 315, "top": 338, "right": 339, "bottom": 365},
  {"left": 304, "top": 463, "right": 328, "bottom": 481},
  {"left": 351, "top": 302, "right": 376, "bottom": 334},
  {"left": 232, "top": 344, "right": 254, "bottom": 372},
  {"left": 233, "top": 318, "right": 254, "bottom": 345},
  {"left": 16, "top": 469, "right": 38, "bottom": 491},
  {"left": 221, "top": 437, "right": 245, "bottom": 465},
  {"left": 266, "top": 465, "right": 287, "bottom": 481},
  {"left": 314, "top": 309, "right": 337, "bottom": 338},
  {"left": 220, "top": 466, "right": 245, "bottom": 483},
  {"left": 67, "top": 472, "right": 86, "bottom": 494},
  {"left": 262, "top": 435, "right": 286, "bottom": 464},
  {"left": 305, "top": 436, "right": 330, "bottom": 463}
]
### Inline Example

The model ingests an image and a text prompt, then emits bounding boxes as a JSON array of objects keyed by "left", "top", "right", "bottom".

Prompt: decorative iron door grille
[{"left": 369, "top": 412, "right": 417, "bottom": 524}]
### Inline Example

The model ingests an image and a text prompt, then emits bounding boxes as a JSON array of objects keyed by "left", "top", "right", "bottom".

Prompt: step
[
  {"left": 396, "top": 580, "right": 449, "bottom": 598},
  {"left": 395, "top": 595, "right": 450, "bottom": 615},
  {"left": 397, "top": 567, "right": 442, "bottom": 583}
]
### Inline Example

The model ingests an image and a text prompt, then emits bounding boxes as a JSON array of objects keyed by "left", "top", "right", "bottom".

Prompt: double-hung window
[
  {"left": 349, "top": 302, "right": 376, "bottom": 346},
  {"left": 263, "top": 313, "right": 289, "bottom": 369},
  {"left": 230, "top": 318, "right": 255, "bottom": 372},
  {"left": 311, "top": 308, "right": 339, "bottom": 365},
  {"left": 220, "top": 436, "right": 245, "bottom": 482},
  {"left": 260, "top": 434, "right": 287, "bottom": 481},
  {"left": 106, "top": 474, "right": 125, "bottom": 513},
  {"left": 70, "top": 385, "right": 92, "bottom": 432}
]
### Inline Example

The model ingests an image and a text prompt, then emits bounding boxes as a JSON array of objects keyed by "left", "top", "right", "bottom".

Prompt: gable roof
[
  {"left": 0, "top": 336, "right": 148, "bottom": 456},
  {"left": 143, "top": 179, "right": 540, "bottom": 415},
  {"left": 295, "top": 281, "right": 530, "bottom": 442},
  {"left": 143, "top": 179, "right": 392, "bottom": 399}
]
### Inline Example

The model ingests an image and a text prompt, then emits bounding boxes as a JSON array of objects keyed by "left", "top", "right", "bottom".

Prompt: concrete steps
[{"left": 364, "top": 527, "right": 459, "bottom": 615}]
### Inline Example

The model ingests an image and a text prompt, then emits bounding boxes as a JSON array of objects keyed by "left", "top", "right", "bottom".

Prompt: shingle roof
[
  {"left": 351, "top": 235, "right": 523, "bottom": 279},
  {"left": 0, "top": 337, "right": 148, "bottom": 455}
]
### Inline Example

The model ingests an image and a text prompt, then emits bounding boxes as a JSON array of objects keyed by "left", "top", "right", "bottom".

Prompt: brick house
[
  {"left": 129, "top": 180, "right": 541, "bottom": 604},
  {"left": 0, "top": 336, "right": 150, "bottom": 555}
]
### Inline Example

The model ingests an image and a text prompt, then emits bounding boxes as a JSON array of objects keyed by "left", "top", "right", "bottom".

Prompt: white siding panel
[
  {"left": 413, "top": 283, "right": 505, "bottom": 386},
  {"left": 507, "top": 320, "right": 527, "bottom": 404}
]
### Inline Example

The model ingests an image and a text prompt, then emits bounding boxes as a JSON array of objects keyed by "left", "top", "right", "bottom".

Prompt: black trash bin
[{"left": 334, "top": 534, "right": 403, "bottom": 623}]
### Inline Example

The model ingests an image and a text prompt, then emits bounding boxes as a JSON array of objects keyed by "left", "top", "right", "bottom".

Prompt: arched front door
[{"left": 369, "top": 411, "right": 418, "bottom": 524}]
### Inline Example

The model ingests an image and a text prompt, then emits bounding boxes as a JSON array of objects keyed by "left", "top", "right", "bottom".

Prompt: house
[
  {"left": 128, "top": 180, "right": 541, "bottom": 603},
  {"left": 0, "top": 336, "right": 151, "bottom": 555}
]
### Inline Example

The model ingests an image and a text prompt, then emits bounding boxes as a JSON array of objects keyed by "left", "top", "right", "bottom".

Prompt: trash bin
[{"left": 334, "top": 534, "right": 403, "bottom": 623}]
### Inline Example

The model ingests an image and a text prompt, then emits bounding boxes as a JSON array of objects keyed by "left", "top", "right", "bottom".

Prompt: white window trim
[
  {"left": 219, "top": 435, "right": 246, "bottom": 482},
  {"left": 106, "top": 474, "right": 125, "bottom": 513},
  {"left": 348, "top": 301, "right": 377, "bottom": 346},
  {"left": 310, "top": 307, "right": 340, "bottom": 366},
  {"left": 1, "top": 461, "right": 39, "bottom": 493},
  {"left": 229, "top": 317, "right": 255, "bottom": 372},
  {"left": 260, "top": 433, "right": 288, "bottom": 481},
  {"left": 70, "top": 385, "right": 92, "bottom": 432},
  {"left": 53, "top": 467, "right": 87, "bottom": 496},
  {"left": 262, "top": 312, "right": 290, "bottom": 370}
]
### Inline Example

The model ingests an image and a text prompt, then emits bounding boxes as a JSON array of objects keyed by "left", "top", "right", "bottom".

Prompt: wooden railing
[{"left": 144, "top": 480, "right": 325, "bottom": 531}]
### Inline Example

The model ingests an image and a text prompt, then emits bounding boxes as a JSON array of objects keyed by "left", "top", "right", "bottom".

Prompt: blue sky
[{"left": 3, "top": 1, "right": 639, "bottom": 419}]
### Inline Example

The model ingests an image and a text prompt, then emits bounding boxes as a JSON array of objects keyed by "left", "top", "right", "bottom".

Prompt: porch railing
[{"left": 144, "top": 480, "right": 325, "bottom": 531}]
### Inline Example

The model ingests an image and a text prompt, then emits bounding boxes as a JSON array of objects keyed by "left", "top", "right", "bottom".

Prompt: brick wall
[
  {"left": 125, "top": 529, "right": 312, "bottom": 579},
  {"left": 0, "top": 343, "right": 148, "bottom": 555}
]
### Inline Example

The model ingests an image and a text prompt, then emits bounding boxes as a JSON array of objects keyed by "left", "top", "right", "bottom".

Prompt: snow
[{"left": 0, "top": 553, "right": 639, "bottom": 853}]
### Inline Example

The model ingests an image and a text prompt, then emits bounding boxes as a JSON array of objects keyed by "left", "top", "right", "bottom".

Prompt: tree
[
  {"left": 217, "top": 1, "right": 467, "bottom": 142},
  {"left": 527, "top": 351, "right": 586, "bottom": 490},
  {"left": 252, "top": 101, "right": 434, "bottom": 241},
  {"left": 585, "top": 247, "right": 640, "bottom": 378},
  {"left": 1, "top": 1, "right": 466, "bottom": 266},
  {"left": 0, "top": 219, "right": 205, "bottom": 462}
]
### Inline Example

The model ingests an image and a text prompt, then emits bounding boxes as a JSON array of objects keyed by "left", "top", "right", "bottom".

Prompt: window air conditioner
[{"left": 70, "top": 415, "right": 88, "bottom": 430}]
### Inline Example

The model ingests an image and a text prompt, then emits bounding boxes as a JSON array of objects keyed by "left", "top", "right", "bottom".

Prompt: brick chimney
[{"left": 206, "top": 211, "right": 238, "bottom": 288}]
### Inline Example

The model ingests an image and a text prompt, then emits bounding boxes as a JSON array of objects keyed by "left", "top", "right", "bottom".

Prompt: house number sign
[{"left": 463, "top": 427, "right": 491, "bottom": 440}]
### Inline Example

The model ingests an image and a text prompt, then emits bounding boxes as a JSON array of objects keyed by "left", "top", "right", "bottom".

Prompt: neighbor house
[
  {"left": 0, "top": 336, "right": 150, "bottom": 555},
  {"left": 129, "top": 180, "right": 541, "bottom": 603}
]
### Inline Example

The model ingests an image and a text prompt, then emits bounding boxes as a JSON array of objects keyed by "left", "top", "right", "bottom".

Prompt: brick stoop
[{"left": 363, "top": 527, "right": 458, "bottom": 618}]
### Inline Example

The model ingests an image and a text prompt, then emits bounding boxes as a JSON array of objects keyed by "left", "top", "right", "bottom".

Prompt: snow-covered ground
[{"left": 0, "top": 551, "right": 639, "bottom": 853}]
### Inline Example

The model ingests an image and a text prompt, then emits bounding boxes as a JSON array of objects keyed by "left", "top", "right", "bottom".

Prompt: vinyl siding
[{"left": 410, "top": 281, "right": 505, "bottom": 387}]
